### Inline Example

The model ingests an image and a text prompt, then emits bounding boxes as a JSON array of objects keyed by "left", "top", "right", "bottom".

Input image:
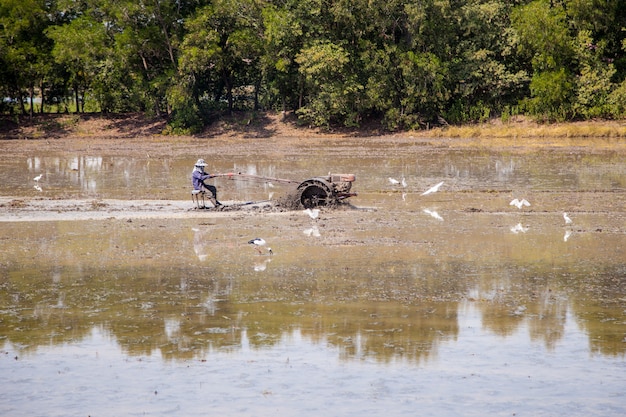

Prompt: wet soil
[
  {"left": 2, "top": 114, "right": 625, "bottom": 417},
  {"left": 1, "top": 112, "right": 624, "bottom": 223}
]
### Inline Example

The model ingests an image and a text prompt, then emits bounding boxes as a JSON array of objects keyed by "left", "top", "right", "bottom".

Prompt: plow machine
[{"left": 212, "top": 172, "right": 357, "bottom": 208}]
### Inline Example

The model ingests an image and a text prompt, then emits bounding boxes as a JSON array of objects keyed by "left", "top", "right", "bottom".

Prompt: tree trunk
[
  {"left": 223, "top": 72, "right": 233, "bottom": 114},
  {"left": 227, "top": 87, "right": 233, "bottom": 114},
  {"left": 254, "top": 76, "right": 261, "bottom": 111},
  {"left": 29, "top": 86, "right": 34, "bottom": 118},
  {"left": 19, "top": 96, "right": 26, "bottom": 116},
  {"left": 74, "top": 86, "right": 80, "bottom": 113},
  {"left": 153, "top": 0, "right": 176, "bottom": 65},
  {"left": 40, "top": 80, "right": 45, "bottom": 114}
]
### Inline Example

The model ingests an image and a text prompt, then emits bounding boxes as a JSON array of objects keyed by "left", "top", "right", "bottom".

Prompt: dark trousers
[{"left": 202, "top": 183, "right": 217, "bottom": 198}]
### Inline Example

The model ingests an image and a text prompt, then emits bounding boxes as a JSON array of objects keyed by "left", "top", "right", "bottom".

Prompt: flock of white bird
[
  {"left": 31, "top": 167, "right": 578, "bottom": 276},
  {"left": 508, "top": 197, "right": 574, "bottom": 240},
  {"left": 390, "top": 176, "right": 574, "bottom": 241},
  {"left": 249, "top": 175, "right": 577, "bottom": 263}
]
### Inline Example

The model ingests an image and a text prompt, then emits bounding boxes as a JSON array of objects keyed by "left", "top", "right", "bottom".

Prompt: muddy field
[
  {"left": 2, "top": 114, "right": 626, "bottom": 417},
  {"left": 2, "top": 112, "right": 625, "bottom": 222}
]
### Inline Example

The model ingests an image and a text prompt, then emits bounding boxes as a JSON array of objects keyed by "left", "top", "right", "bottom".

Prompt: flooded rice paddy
[{"left": 1, "top": 135, "right": 625, "bottom": 416}]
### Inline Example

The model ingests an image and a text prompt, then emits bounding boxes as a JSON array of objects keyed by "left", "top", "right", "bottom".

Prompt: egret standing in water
[
  {"left": 388, "top": 177, "right": 400, "bottom": 186},
  {"left": 248, "top": 238, "right": 272, "bottom": 255},
  {"left": 563, "top": 212, "right": 573, "bottom": 224}
]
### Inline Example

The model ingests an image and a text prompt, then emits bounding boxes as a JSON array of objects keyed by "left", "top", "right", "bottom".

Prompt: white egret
[
  {"left": 33, "top": 174, "right": 42, "bottom": 182},
  {"left": 423, "top": 209, "right": 444, "bottom": 221},
  {"left": 388, "top": 177, "right": 400, "bottom": 185},
  {"left": 510, "top": 198, "right": 530, "bottom": 209},
  {"left": 563, "top": 212, "right": 572, "bottom": 224},
  {"left": 421, "top": 181, "right": 444, "bottom": 196},
  {"left": 401, "top": 177, "right": 407, "bottom": 188}
]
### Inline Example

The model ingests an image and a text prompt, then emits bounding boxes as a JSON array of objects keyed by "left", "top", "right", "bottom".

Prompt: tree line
[{"left": 1, "top": 0, "right": 625, "bottom": 132}]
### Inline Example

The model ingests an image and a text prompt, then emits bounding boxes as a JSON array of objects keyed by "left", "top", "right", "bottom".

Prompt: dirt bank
[{"left": 4, "top": 111, "right": 626, "bottom": 142}]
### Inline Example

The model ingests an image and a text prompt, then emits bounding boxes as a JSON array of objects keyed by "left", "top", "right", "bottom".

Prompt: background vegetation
[{"left": 1, "top": 0, "right": 625, "bottom": 132}]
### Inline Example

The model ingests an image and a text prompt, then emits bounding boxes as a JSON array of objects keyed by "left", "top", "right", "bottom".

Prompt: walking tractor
[{"left": 206, "top": 172, "right": 357, "bottom": 209}]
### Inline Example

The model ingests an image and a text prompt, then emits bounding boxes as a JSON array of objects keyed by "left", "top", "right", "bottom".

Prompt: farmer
[{"left": 192, "top": 159, "right": 222, "bottom": 207}]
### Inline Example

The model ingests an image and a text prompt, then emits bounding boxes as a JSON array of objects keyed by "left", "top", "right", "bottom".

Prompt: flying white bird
[
  {"left": 423, "top": 208, "right": 444, "bottom": 221},
  {"left": 388, "top": 177, "right": 400, "bottom": 185},
  {"left": 510, "top": 198, "right": 530, "bottom": 209},
  {"left": 248, "top": 238, "right": 272, "bottom": 255},
  {"left": 563, "top": 212, "right": 572, "bottom": 224},
  {"left": 401, "top": 177, "right": 407, "bottom": 188},
  {"left": 33, "top": 174, "right": 42, "bottom": 182},
  {"left": 510, "top": 223, "right": 528, "bottom": 234},
  {"left": 304, "top": 208, "right": 320, "bottom": 219},
  {"left": 421, "top": 181, "right": 444, "bottom": 196}
]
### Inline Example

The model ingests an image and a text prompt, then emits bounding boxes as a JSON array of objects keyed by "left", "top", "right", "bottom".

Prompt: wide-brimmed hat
[{"left": 195, "top": 159, "right": 208, "bottom": 167}]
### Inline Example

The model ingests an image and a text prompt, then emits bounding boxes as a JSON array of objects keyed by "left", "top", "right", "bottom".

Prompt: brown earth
[
  {"left": 0, "top": 111, "right": 388, "bottom": 141},
  {"left": 0, "top": 111, "right": 624, "bottom": 222},
  {"left": 4, "top": 111, "right": 626, "bottom": 140}
]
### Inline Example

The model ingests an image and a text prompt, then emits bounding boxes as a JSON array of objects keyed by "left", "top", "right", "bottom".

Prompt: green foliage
[
  {"left": 607, "top": 80, "right": 626, "bottom": 118},
  {"left": 163, "top": 104, "right": 203, "bottom": 135},
  {"left": 445, "top": 101, "right": 493, "bottom": 125},
  {"left": 165, "top": 80, "right": 203, "bottom": 134},
  {"left": 524, "top": 69, "right": 574, "bottom": 121},
  {"left": 1, "top": 0, "right": 626, "bottom": 129},
  {"left": 572, "top": 30, "right": 616, "bottom": 119},
  {"left": 295, "top": 41, "right": 364, "bottom": 127},
  {"left": 512, "top": 0, "right": 573, "bottom": 72}
]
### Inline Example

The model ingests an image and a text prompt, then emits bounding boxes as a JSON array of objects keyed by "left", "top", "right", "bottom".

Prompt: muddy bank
[
  {"left": 0, "top": 197, "right": 274, "bottom": 222},
  {"left": 4, "top": 111, "right": 626, "bottom": 145}
]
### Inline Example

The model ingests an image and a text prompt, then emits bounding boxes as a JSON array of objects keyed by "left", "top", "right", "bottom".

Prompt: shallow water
[{"left": 1, "top": 136, "right": 625, "bottom": 416}]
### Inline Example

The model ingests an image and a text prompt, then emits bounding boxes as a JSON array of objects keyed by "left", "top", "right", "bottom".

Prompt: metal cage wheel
[{"left": 297, "top": 179, "right": 335, "bottom": 208}]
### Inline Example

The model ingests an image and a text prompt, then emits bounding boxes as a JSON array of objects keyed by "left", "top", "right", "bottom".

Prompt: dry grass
[{"left": 417, "top": 117, "right": 626, "bottom": 139}]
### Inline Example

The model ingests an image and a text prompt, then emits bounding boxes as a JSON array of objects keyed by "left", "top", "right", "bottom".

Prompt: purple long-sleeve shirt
[{"left": 192, "top": 169, "right": 212, "bottom": 190}]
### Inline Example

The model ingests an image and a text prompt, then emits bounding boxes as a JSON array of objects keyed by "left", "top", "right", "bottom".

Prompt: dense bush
[{"left": 1, "top": 0, "right": 625, "bottom": 129}]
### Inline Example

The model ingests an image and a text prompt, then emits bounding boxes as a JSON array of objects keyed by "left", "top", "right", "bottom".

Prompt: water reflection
[
  {"left": 1, "top": 255, "right": 624, "bottom": 361},
  {"left": 192, "top": 227, "right": 211, "bottom": 261}
]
